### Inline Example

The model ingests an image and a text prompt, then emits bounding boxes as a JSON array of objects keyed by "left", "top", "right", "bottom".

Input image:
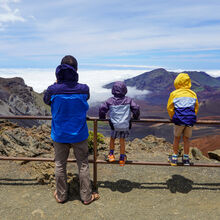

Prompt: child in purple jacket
[{"left": 99, "top": 81, "right": 140, "bottom": 166}]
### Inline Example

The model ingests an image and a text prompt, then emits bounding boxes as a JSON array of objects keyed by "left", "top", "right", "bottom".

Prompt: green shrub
[{"left": 88, "top": 130, "right": 105, "bottom": 152}]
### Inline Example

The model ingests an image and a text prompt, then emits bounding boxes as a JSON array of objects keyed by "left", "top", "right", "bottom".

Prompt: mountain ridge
[{"left": 104, "top": 68, "right": 220, "bottom": 106}]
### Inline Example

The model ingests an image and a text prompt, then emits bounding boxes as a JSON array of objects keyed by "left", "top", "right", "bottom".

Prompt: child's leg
[
  {"left": 182, "top": 135, "right": 190, "bottom": 165},
  {"left": 182, "top": 127, "right": 192, "bottom": 165},
  {"left": 170, "top": 125, "right": 186, "bottom": 166},
  {"left": 182, "top": 126, "right": 192, "bottom": 155},
  {"left": 110, "top": 137, "right": 115, "bottom": 152},
  {"left": 173, "top": 125, "right": 185, "bottom": 154},
  {"left": 119, "top": 138, "right": 126, "bottom": 166},
  {"left": 110, "top": 137, "right": 115, "bottom": 150},
  {"left": 169, "top": 136, "right": 181, "bottom": 166},
  {"left": 173, "top": 136, "right": 181, "bottom": 155},
  {"left": 108, "top": 137, "right": 115, "bottom": 162},
  {"left": 182, "top": 136, "right": 190, "bottom": 155},
  {"left": 119, "top": 138, "right": 125, "bottom": 155}
]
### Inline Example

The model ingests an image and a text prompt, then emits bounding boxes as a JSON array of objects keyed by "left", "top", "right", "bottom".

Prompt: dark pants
[{"left": 53, "top": 139, "right": 92, "bottom": 202}]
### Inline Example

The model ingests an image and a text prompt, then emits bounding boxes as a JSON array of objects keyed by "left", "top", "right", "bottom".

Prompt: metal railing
[{"left": 0, "top": 115, "right": 220, "bottom": 188}]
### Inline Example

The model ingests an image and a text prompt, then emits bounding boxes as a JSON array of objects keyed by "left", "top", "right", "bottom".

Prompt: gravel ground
[{"left": 0, "top": 152, "right": 220, "bottom": 220}]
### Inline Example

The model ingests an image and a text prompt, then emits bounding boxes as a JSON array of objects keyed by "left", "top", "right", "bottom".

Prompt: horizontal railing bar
[
  {"left": 96, "top": 160, "right": 220, "bottom": 167},
  {"left": 0, "top": 115, "right": 220, "bottom": 125},
  {"left": 0, "top": 156, "right": 56, "bottom": 162},
  {"left": 0, "top": 115, "right": 52, "bottom": 120},
  {"left": 0, "top": 156, "right": 219, "bottom": 167}
]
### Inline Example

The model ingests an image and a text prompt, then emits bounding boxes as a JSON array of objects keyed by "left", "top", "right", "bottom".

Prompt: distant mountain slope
[
  {"left": 0, "top": 77, "right": 50, "bottom": 126},
  {"left": 191, "top": 134, "right": 220, "bottom": 157},
  {"left": 104, "top": 68, "right": 220, "bottom": 106}
]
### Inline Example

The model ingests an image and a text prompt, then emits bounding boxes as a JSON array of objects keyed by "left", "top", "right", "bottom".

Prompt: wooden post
[{"left": 93, "top": 119, "right": 98, "bottom": 189}]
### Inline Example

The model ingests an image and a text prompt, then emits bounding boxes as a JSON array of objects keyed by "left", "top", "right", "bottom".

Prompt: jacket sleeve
[
  {"left": 43, "top": 87, "right": 52, "bottom": 106},
  {"left": 130, "top": 99, "right": 140, "bottom": 120},
  {"left": 167, "top": 93, "right": 175, "bottom": 119},
  {"left": 85, "top": 84, "right": 90, "bottom": 100},
  {"left": 195, "top": 96, "right": 199, "bottom": 115},
  {"left": 99, "top": 101, "right": 109, "bottom": 119}
]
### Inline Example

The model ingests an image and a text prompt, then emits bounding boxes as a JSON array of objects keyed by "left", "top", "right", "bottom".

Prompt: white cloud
[
  {"left": 1, "top": 67, "right": 220, "bottom": 104},
  {"left": 205, "top": 70, "right": 220, "bottom": 78},
  {"left": 84, "top": 63, "right": 160, "bottom": 69},
  {"left": 0, "top": 0, "right": 25, "bottom": 26},
  {"left": 0, "top": 0, "right": 220, "bottom": 69},
  {"left": 0, "top": 68, "right": 150, "bottom": 103}
]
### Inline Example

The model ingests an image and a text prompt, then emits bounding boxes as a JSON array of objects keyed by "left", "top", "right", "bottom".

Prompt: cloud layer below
[
  {"left": 0, "top": 67, "right": 219, "bottom": 104},
  {"left": 0, "top": 68, "right": 151, "bottom": 103}
]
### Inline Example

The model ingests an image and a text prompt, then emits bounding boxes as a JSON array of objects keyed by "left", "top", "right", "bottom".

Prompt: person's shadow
[
  {"left": 67, "top": 174, "right": 81, "bottom": 201},
  {"left": 98, "top": 179, "right": 142, "bottom": 193},
  {"left": 166, "top": 174, "right": 193, "bottom": 193},
  {"left": 98, "top": 179, "right": 167, "bottom": 193}
]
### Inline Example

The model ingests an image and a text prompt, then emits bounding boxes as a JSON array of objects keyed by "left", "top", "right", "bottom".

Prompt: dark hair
[{"left": 61, "top": 55, "right": 78, "bottom": 71}]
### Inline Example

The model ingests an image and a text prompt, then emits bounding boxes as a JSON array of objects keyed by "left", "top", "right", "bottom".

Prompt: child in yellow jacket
[{"left": 167, "top": 73, "right": 199, "bottom": 165}]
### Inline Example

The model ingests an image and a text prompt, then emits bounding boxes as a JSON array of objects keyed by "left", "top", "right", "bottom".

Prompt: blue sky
[{"left": 1, "top": 0, "right": 220, "bottom": 70}]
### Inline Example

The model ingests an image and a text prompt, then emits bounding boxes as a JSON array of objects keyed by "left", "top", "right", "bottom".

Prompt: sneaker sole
[
  {"left": 170, "top": 163, "right": 177, "bottom": 166},
  {"left": 168, "top": 156, "right": 177, "bottom": 166},
  {"left": 183, "top": 163, "right": 190, "bottom": 166}
]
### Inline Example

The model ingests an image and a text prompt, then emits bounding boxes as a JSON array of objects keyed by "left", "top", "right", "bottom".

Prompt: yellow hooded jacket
[{"left": 167, "top": 73, "right": 199, "bottom": 126}]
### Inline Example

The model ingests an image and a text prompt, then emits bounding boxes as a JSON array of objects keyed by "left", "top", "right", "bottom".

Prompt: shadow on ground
[
  {"left": 1, "top": 175, "right": 219, "bottom": 195},
  {"left": 97, "top": 175, "right": 220, "bottom": 193},
  {"left": 0, "top": 178, "right": 41, "bottom": 186}
]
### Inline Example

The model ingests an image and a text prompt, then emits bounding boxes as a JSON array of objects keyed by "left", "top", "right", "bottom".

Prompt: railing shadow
[
  {"left": 0, "top": 178, "right": 44, "bottom": 186},
  {"left": 97, "top": 175, "right": 220, "bottom": 194}
]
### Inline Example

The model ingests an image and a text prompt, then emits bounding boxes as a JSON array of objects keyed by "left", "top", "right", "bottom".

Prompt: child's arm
[
  {"left": 195, "top": 96, "right": 199, "bottom": 115},
  {"left": 130, "top": 99, "right": 140, "bottom": 120},
  {"left": 167, "top": 93, "right": 175, "bottom": 119},
  {"left": 99, "top": 101, "right": 110, "bottom": 119}
]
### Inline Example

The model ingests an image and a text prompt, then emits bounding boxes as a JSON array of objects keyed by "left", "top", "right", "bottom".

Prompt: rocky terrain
[
  {"left": 0, "top": 120, "right": 219, "bottom": 219},
  {"left": 0, "top": 119, "right": 219, "bottom": 186},
  {"left": 0, "top": 77, "right": 50, "bottom": 126}
]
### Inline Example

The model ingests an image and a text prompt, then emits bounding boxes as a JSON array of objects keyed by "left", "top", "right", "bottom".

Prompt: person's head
[
  {"left": 174, "top": 73, "right": 191, "bottom": 89},
  {"left": 61, "top": 55, "right": 78, "bottom": 71},
  {"left": 112, "top": 81, "right": 127, "bottom": 98},
  {"left": 55, "top": 55, "right": 79, "bottom": 83}
]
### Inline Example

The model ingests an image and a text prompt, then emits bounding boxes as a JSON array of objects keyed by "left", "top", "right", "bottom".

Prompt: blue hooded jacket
[{"left": 44, "top": 64, "right": 89, "bottom": 143}]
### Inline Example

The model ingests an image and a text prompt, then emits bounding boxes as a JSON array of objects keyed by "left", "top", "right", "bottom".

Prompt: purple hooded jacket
[
  {"left": 43, "top": 64, "right": 90, "bottom": 143},
  {"left": 99, "top": 81, "right": 140, "bottom": 131}
]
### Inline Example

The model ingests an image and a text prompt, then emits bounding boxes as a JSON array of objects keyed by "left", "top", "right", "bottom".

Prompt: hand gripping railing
[{"left": 0, "top": 115, "right": 220, "bottom": 188}]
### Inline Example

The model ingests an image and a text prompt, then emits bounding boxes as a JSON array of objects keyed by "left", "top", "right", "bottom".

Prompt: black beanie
[{"left": 61, "top": 55, "right": 78, "bottom": 71}]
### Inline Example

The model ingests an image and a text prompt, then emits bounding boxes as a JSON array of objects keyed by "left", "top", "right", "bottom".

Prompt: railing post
[{"left": 93, "top": 119, "right": 98, "bottom": 189}]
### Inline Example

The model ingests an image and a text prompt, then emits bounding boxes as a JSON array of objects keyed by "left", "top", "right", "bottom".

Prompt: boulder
[
  {"left": 208, "top": 150, "right": 220, "bottom": 161},
  {"left": 191, "top": 147, "right": 204, "bottom": 160}
]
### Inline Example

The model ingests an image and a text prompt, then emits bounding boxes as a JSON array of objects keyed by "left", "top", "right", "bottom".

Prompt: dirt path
[{"left": 0, "top": 155, "right": 220, "bottom": 220}]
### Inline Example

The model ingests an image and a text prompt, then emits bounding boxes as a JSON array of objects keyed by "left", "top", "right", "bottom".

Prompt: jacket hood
[
  {"left": 55, "top": 64, "right": 79, "bottom": 84},
  {"left": 174, "top": 73, "right": 191, "bottom": 89},
  {"left": 112, "top": 81, "right": 127, "bottom": 98}
]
